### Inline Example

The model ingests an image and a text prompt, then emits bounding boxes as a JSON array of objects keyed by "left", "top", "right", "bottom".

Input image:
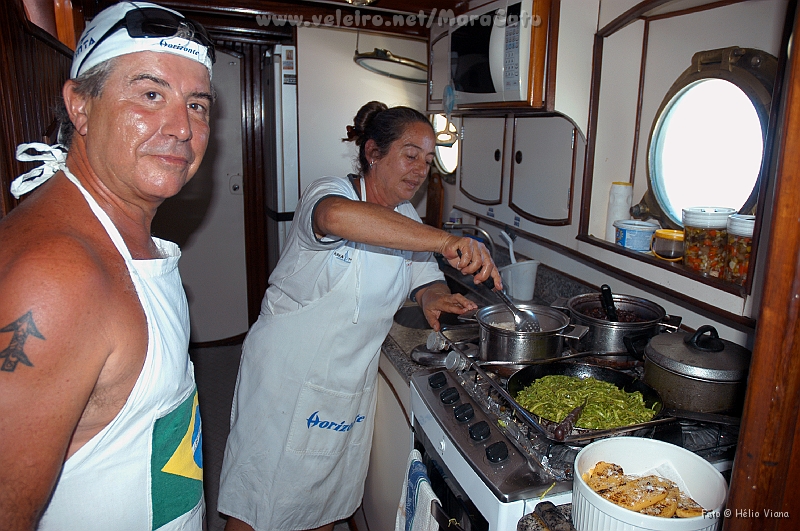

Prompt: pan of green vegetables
[{"left": 507, "top": 361, "right": 664, "bottom": 442}]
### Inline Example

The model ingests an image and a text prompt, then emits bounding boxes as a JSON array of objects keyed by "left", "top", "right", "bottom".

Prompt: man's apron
[{"left": 219, "top": 178, "right": 412, "bottom": 531}]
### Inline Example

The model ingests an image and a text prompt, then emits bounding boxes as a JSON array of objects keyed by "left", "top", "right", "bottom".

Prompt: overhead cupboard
[{"left": 459, "top": 115, "right": 579, "bottom": 226}]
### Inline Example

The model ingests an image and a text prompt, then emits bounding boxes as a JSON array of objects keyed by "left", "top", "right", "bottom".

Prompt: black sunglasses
[{"left": 75, "top": 6, "right": 216, "bottom": 76}]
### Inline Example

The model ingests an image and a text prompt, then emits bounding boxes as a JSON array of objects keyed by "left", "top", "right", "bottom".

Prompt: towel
[{"left": 395, "top": 450, "right": 440, "bottom": 531}]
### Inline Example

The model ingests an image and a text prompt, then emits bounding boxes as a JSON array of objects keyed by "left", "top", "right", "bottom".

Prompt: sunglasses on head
[{"left": 75, "top": 6, "right": 216, "bottom": 76}]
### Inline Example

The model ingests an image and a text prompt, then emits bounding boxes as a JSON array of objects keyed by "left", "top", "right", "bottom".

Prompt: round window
[
  {"left": 643, "top": 47, "right": 776, "bottom": 228},
  {"left": 432, "top": 114, "right": 459, "bottom": 175}
]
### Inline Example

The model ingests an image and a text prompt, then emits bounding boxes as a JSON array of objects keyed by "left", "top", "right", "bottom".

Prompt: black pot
[{"left": 643, "top": 325, "right": 752, "bottom": 414}]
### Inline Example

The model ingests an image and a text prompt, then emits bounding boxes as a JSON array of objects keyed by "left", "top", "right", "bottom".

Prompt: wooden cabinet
[
  {"left": 509, "top": 116, "right": 577, "bottom": 225},
  {"left": 458, "top": 116, "right": 506, "bottom": 204}
]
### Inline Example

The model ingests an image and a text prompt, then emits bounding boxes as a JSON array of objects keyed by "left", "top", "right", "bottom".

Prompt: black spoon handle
[{"left": 601, "top": 284, "right": 618, "bottom": 321}]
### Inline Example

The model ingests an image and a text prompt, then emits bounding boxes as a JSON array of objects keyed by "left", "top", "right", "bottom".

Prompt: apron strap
[{"left": 352, "top": 176, "right": 367, "bottom": 324}]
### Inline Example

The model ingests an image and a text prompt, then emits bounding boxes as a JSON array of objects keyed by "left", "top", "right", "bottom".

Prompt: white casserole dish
[{"left": 573, "top": 437, "right": 727, "bottom": 531}]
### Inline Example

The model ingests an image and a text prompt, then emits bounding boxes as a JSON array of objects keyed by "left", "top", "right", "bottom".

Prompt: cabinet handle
[
  {"left": 515, "top": 151, "right": 523, "bottom": 164},
  {"left": 494, "top": 149, "right": 501, "bottom": 161}
]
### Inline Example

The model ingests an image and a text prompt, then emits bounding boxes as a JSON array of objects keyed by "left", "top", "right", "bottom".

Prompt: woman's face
[{"left": 366, "top": 121, "right": 435, "bottom": 207}]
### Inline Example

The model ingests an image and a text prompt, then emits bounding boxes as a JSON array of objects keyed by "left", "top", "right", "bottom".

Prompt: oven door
[{"left": 413, "top": 417, "right": 489, "bottom": 531}]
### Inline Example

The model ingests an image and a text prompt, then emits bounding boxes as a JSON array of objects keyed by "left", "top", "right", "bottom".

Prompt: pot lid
[{"left": 645, "top": 325, "right": 751, "bottom": 381}]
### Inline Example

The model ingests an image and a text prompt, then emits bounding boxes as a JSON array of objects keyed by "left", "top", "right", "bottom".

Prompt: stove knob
[
  {"left": 439, "top": 387, "right": 459, "bottom": 405},
  {"left": 428, "top": 372, "right": 447, "bottom": 389},
  {"left": 469, "top": 420, "right": 490, "bottom": 441},
  {"left": 485, "top": 441, "right": 509, "bottom": 463},
  {"left": 453, "top": 403, "right": 474, "bottom": 423}
]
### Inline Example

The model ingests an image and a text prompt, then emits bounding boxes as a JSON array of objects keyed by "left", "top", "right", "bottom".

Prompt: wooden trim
[
  {"left": 629, "top": 20, "right": 649, "bottom": 187},
  {"left": 543, "top": 0, "right": 559, "bottom": 112},
  {"left": 578, "top": 33, "right": 603, "bottom": 236},
  {"left": 725, "top": 4, "right": 800, "bottom": 528}
]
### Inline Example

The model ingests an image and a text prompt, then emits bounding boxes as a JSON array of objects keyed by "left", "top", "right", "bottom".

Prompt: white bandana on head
[
  {"left": 11, "top": 144, "right": 68, "bottom": 199},
  {"left": 71, "top": 1, "right": 213, "bottom": 79}
]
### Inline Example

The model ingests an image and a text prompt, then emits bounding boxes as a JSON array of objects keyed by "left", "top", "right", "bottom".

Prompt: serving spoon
[{"left": 494, "top": 288, "right": 542, "bottom": 332}]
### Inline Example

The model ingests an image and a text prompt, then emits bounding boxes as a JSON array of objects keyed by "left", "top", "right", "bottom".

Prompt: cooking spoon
[
  {"left": 494, "top": 288, "right": 542, "bottom": 332},
  {"left": 553, "top": 397, "right": 588, "bottom": 441}
]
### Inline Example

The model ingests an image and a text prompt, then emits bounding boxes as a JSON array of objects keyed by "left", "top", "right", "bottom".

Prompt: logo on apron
[
  {"left": 150, "top": 390, "right": 203, "bottom": 530},
  {"left": 306, "top": 410, "right": 366, "bottom": 432},
  {"left": 333, "top": 248, "right": 352, "bottom": 264}
]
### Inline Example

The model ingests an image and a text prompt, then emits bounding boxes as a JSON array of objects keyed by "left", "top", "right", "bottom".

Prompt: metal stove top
[{"left": 410, "top": 356, "right": 738, "bottom": 507}]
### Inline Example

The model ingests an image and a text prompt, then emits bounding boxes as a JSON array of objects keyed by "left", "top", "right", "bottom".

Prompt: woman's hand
[
  {"left": 417, "top": 283, "right": 478, "bottom": 331},
  {"left": 438, "top": 235, "right": 503, "bottom": 290}
]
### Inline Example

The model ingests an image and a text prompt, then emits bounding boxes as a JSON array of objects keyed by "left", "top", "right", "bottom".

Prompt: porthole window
[
  {"left": 431, "top": 114, "right": 459, "bottom": 175},
  {"left": 641, "top": 47, "right": 777, "bottom": 228}
]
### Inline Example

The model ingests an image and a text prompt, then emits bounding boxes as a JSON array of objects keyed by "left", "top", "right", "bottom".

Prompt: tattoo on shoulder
[{"left": 0, "top": 311, "right": 45, "bottom": 372}]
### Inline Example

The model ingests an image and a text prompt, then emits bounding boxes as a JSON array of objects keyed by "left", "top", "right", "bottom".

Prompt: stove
[{"left": 408, "top": 340, "right": 738, "bottom": 531}]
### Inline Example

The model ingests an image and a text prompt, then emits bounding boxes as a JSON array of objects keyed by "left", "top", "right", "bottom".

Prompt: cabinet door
[
  {"left": 459, "top": 116, "right": 505, "bottom": 204},
  {"left": 427, "top": 24, "right": 449, "bottom": 113},
  {"left": 509, "top": 116, "right": 575, "bottom": 225}
]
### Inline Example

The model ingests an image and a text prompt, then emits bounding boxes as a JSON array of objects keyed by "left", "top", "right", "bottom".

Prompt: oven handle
[{"left": 431, "top": 500, "right": 466, "bottom": 531}]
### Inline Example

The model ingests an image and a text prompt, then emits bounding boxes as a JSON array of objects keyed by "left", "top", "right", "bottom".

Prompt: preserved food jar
[
  {"left": 682, "top": 207, "right": 736, "bottom": 277},
  {"left": 725, "top": 214, "right": 755, "bottom": 285}
]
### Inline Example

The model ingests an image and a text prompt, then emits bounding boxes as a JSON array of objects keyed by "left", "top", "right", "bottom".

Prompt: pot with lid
[
  {"left": 643, "top": 325, "right": 751, "bottom": 414},
  {"left": 563, "top": 292, "right": 681, "bottom": 355}
]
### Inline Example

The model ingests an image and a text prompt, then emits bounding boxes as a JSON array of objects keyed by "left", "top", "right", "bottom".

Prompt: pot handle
[
  {"left": 456, "top": 307, "right": 479, "bottom": 323},
  {"left": 557, "top": 324, "right": 589, "bottom": 340},
  {"left": 659, "top": 314, "right": 683, "bottom": 333},
  {"left": 622, "top": 332, "right": 651, "bottom": 360}
]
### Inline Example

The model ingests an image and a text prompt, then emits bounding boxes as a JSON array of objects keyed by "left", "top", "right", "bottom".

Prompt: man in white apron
[
  {"left": 219, "top": 103, "right": 501, "bottom": 531},
  {"left": 0, "top": 3, "right": 215, "bottom": 529}
]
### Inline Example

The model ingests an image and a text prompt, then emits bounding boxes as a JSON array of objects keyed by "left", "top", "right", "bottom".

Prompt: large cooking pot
[
  {"left": 643, "top": 325, "right": 751, "bottom": 414},
  {"left": 475, "top": 304, "right": 588, "bottom": 362},
  {"left": 564, "top": 292, "right": 681, "bottom": 355},
  {"left": 507, "top": 361, "right": 664, "bottom": 442}
]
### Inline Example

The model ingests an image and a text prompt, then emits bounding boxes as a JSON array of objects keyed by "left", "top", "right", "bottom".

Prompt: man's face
[{"left": 80, "top": 52, "right": 213, "bottom": 205}]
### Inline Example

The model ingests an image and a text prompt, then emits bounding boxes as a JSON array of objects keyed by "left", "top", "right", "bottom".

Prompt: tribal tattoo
[{"left": 0, "top": 311, "right": 44, "bottom": 372}]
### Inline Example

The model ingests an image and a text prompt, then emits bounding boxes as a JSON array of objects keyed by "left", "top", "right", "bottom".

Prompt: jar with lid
[
  {"left": 725, "top": 214, "right": 755, "bottom": 285},
  {"left": 682, "top": 207, "right": 736, "bottom": 277},
  {"left": 651, "top": 229, "right": 684, "bottom": 261}
]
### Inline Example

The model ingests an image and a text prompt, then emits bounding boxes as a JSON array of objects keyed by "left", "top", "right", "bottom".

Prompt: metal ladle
[{"left": 494, "top": 288, "right": 542, "bottom": 332}]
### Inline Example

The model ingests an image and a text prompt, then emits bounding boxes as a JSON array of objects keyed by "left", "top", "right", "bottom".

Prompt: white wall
[{"left": 296, "top": 27, "right": 427, "bottom": 193}]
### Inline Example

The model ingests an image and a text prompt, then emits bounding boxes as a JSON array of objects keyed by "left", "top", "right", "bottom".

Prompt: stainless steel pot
[
  {"left": 643, "top": 325, "right": 751, "bottom": 414},
  {"left": 564, "top": 292, "right": 681, "bottom": 355},
  {"left": 475, "top": 303, "right": 588, "bottom": 362}
]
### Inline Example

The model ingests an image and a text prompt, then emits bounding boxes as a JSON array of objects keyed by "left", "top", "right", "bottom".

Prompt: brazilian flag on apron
[{"left": 150, "top": 389, "right": 203, "bottom": 530}]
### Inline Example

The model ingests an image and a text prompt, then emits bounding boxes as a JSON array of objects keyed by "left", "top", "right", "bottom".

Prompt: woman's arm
[{"left": 314, "top": 196, "right": 502, "bottom": 287}]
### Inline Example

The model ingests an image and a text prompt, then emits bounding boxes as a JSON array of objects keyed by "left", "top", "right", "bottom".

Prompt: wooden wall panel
[{"left": 0, "top": 0, "right": 71, "bottom": 218}]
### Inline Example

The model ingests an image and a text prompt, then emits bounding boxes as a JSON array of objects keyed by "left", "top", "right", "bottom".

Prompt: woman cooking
[{"left": 217, "top": 101, "right": 502, "bottom": 531}]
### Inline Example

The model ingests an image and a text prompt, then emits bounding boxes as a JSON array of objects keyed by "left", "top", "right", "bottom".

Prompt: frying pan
[{"left": 507, "top": 361, "right": 667, "bottom": 443}]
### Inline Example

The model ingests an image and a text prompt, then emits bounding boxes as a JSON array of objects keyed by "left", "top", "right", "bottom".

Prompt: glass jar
[
  {"left": 682, "top": 207, "right": 736, "bottom": 277},
  {"left": 725, "top": 214, "right": 755, "bottom": 285},
  {"left": 651, "top": 229, "right": 684, "bottom": 261}
]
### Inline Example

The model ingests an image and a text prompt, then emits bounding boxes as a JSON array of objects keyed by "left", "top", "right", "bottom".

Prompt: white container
[
  {"left": 606, "top": 182, "right": 633, "bottom": 242},
  {"left": 499, "top": 260, "right": 540, "bottom": 301},
  {"left": 573, "top": 437, "right": 727, "bottom": 531},
  {"left": 614, "top": 220, "right": 660, "bottom": 252}
]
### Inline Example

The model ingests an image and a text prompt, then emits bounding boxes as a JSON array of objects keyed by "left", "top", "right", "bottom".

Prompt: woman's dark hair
[{"left": 343, "top": 101, "right": 434, "bottom": 175}]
